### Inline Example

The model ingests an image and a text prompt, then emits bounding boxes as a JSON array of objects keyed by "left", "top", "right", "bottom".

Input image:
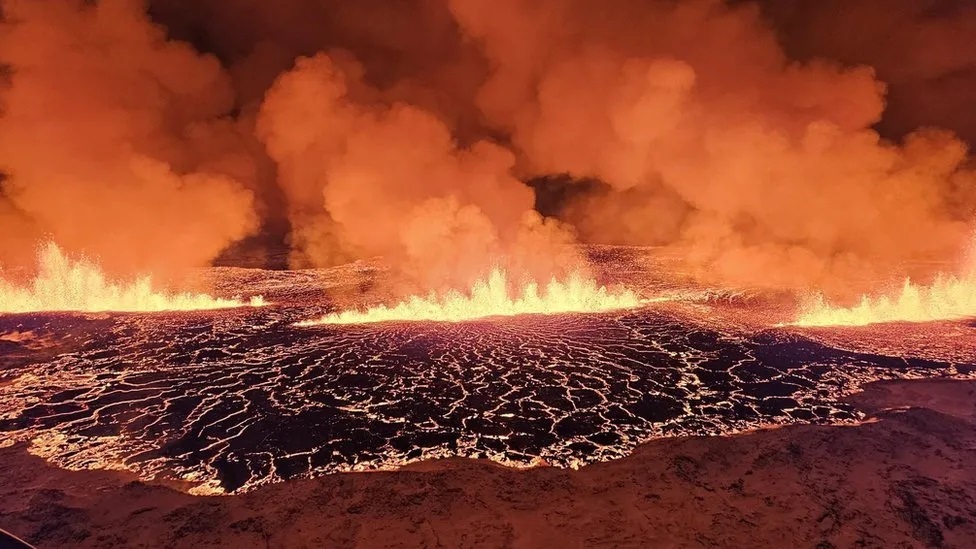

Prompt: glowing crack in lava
[
  {"left": 794, "top": 273, "right": 976, "bottom": 327},
  {"left": 1, "top": 247, "right": 974, "bottom": 495},
  {"left": 298, "top": 269, "right": 642, "bottom": 325},
  {"left": 0, "top": 243, "right": 265, "bottom": 314}
]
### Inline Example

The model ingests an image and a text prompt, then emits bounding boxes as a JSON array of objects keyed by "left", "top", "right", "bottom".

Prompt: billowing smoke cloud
[
  {"left": 2, "top": 0, "right": 975, "bottom": 298},
  {"left": 0, "top": 0, "right": 258, "bottom": 277},
  {"left": 449, "top": 0, "right": 976, "bottom": 296},
  {"left": 256, "top": 53, "right": 579, "bottom": 290}
]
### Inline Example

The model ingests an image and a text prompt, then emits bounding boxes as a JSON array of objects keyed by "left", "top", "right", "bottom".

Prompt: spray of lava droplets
[
  {"left": 794, "top": 238, "right": 976, "bottom": 327},
  {"left": 298, "top": 269, "right": 642, "bottom": 326},
  {"left": 0, "top": 243, "right": 265, "bottom": 314}
]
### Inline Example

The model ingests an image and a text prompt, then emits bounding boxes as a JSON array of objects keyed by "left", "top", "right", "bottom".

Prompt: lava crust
[{"left": 0, "top": 253, "right": 973, "bottom": 494}]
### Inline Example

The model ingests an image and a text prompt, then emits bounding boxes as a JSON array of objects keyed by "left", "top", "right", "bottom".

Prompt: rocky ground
[{"left": 1, "top": 378, "right": 974, "bottom": 548}]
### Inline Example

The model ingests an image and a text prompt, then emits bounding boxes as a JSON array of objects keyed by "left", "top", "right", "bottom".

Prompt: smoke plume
[
  {"left": 0, "top": 0, "right": 257, "bottom": 278},
  {"left": 256, "top": 53, "right": 580, "bottom": 289},
  {"left": 1, "top": 0, "right": 975, "bottom": 299},
  {"left": 449, "top": 0, "right": 976, "bottom": 295}
]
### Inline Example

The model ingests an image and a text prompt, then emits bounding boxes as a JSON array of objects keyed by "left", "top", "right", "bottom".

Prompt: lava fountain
[
  {"left": 793, "top": 274, "right": 976, "bottom": 327},
  {"left": 793, "top": 238, "right": 976, "bottom": 327},
  {"left": 0, "top": 243, "right": 265, "bottom": 314},
  {"left": 298, "top": 269, "right": 642, "bottom": 325}
]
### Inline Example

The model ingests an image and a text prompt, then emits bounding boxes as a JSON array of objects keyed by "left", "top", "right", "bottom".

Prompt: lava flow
[
  {"left": 0, "top": 243, "right": 265, "bottom": 314},
  {"left": 298, "top": 269, "right": 642, "bottom": 325}
]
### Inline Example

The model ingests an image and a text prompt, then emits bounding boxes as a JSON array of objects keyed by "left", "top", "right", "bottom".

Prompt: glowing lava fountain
[
  {"left": 792, "top": 234, "right": 976, "bottom": 327},
  {"left": 794, "top": 273, "right": 976, "bottom": 327},
  {"left": 299, "top": 269, "right": 642, "bottom": 325},
  {"left": 0, "top": 243, "right": 265, "bottom": 314}
]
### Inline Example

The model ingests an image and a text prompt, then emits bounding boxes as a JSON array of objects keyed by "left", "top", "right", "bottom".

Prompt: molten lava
[
  {"left": 0, "top": 243, "right": 265, "bottom": 314},
  {"left": 298, "top": 269, "right": 642, "bottom": 325},
  {"left": 792, "top": 235, "right": 976, "bottom": 327},
  {"left": 794, "top": 273, "right": 976, "bottom": 327}
]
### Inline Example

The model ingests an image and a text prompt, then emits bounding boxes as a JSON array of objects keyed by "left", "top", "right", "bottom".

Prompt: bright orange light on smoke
[
  {"left": 0, "top": 243, "right": 265, "bottom": 314},
  {"left": 298, "top": 269, "right": 642, "bottom": 325}
]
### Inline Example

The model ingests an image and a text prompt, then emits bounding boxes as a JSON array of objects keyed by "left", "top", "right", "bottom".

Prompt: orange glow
[
  {"left": 0, "top": 243, "right": 265, "bottom": 314},
  {"left": 795, "top": 237, "right": 976, "bottom": 327},
  {"left": 794, "top": 272, "right": 976, "bottom": 327},
  {"left": 298, "top": 269, "right": 642, "bottom": 325}
]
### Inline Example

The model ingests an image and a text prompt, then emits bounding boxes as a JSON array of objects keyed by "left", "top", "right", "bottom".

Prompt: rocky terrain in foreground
[{"left": 2, "top": 378, "right": 975, "bottom": 548}]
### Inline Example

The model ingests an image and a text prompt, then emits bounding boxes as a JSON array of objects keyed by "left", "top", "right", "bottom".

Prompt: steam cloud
[{"left": 1, "top": 0, "right": 974, "bottom": 297}]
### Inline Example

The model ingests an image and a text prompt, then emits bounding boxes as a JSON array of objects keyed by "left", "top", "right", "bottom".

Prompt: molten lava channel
[
  {"left": 0, "top": 243, "right": 265, "bottom": 314},
  {"left": 298, "top": 269, "right": 642, "bottom": 325}
]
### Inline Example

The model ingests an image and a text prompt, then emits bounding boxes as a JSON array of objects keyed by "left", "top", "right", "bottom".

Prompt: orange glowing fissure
[
  {"left": 298, "top": 269, "right": 644, "bottom": 326},
  {"left": 0, "top": 243, "right": 265, "bottom": 314},
  {"left": 793, "top": 270, "right": 976, "bottom": 327}
]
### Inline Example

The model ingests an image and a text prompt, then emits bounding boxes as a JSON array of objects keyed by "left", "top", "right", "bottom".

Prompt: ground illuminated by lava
[{"left": 0, "top": 247, "right": 973, "bottom": 494}]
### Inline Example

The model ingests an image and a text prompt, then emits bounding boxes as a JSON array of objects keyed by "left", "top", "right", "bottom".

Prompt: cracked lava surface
[{"left": 0, "top": 247, "right": 973, "bottom": 494}]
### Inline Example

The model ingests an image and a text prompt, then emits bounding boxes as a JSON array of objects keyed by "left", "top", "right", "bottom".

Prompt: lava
[
  {"left": 298, "top": 269, "right": 642, "bottom": 325},
  {"left": 792, "top": 237, "right": 976, "bottom": 327},
  {"left": 0, "top": 243, "right": 265, "bottom": 314},
  {"left": 793, "top": 273, "right": 976, "bottom": 327}
]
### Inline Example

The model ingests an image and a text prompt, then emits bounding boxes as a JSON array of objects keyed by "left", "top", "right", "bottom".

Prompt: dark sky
[{"left": 757, "top": 0, "right": 976, "bottom": 144}]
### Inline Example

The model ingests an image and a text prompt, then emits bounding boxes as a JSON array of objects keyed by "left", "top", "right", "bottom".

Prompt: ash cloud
[{"left": 1, "top": 0, "right": 975, "bottom": 297}]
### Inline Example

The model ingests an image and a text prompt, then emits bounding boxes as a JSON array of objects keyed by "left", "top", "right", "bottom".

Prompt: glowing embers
[
  {"left": 0, "top": 243, "right": 265, "bottom": 314},
  {"left": 299, "top": 269, "right": 642, "bottom": 325},
  {"left": 794, "top": 273, "right": 976, "bottom": 327}
]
